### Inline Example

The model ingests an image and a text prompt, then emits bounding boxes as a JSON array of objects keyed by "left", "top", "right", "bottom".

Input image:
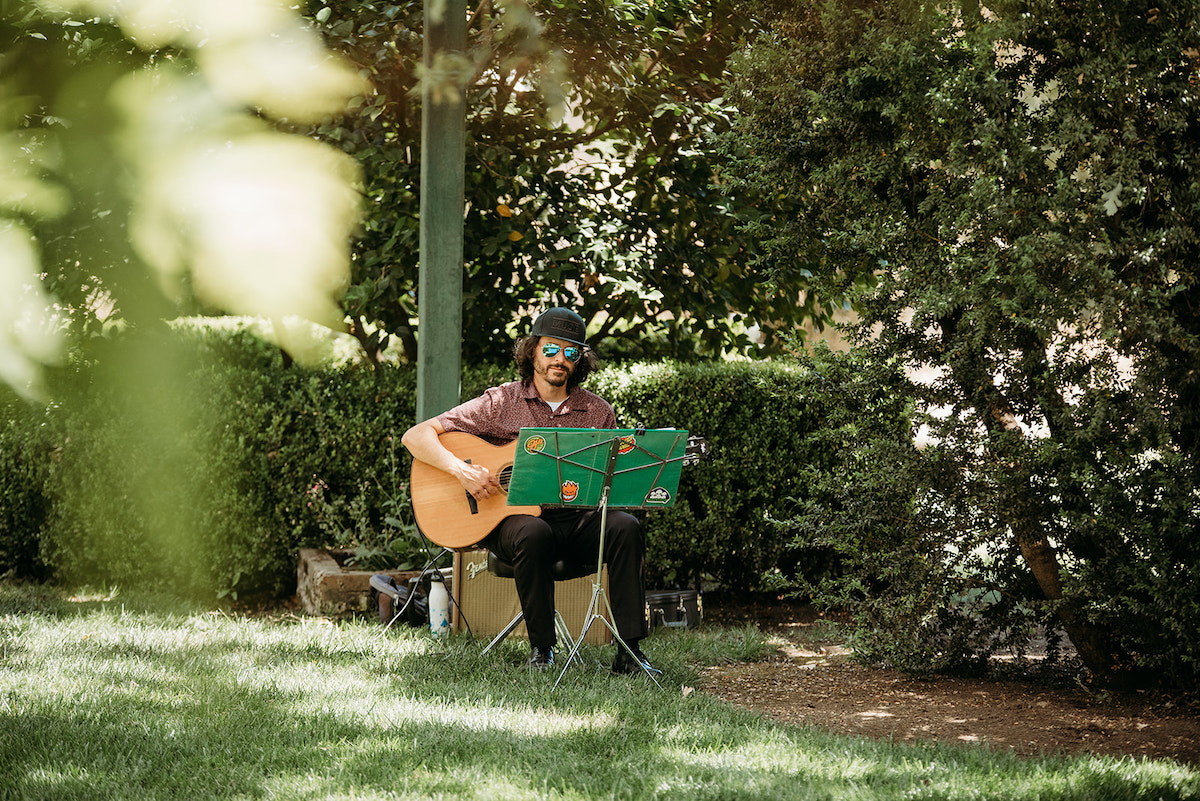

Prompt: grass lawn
[{"left": 1, "top": 582, "right": 1196, "bottom": 800}]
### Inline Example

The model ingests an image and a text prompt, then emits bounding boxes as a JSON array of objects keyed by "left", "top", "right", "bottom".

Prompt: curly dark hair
[{"left": 513, "top": 336, "right": 598, "bottom": 391}]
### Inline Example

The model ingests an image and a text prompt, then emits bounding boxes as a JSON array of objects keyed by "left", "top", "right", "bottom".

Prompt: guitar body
[{"left": 409, "top": 432, "right": 542, "bottom": 550}]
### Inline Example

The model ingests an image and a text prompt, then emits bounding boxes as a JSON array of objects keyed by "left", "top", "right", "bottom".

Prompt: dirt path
[{"left": 697, "top": 596, "right": 1200, "bottom": 765}]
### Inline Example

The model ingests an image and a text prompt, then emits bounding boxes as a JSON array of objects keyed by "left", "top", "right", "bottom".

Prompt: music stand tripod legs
[{"left": 553, "top": 443, "right": 663, "bottom": 690}]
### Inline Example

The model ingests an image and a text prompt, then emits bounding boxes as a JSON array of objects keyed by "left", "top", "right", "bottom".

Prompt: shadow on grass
[
  {"left": 7, "top": 661, "right": 1193, "bottom": 801},
  {"left": 2, "top": 583, "right": 1197, "bottom": 800}
]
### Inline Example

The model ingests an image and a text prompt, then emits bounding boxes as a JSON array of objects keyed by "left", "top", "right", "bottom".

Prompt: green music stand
[{"left": 507, "top": 428, "right": 690, "bottom": 687}]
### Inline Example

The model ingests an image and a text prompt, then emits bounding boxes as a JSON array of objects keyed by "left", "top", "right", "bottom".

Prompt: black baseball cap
[{"left": 531, "top": 307, "right": 587, "bottom": 347}]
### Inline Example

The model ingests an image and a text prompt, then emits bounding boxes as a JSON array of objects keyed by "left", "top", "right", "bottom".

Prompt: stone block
[{"left": 297, "top": 548, "right": 435, "bottom": 618}]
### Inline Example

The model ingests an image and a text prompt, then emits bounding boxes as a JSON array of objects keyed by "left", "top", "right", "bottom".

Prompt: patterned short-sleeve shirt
[{"left": 436, "top": 379, "right": 617, "bottom": 445}]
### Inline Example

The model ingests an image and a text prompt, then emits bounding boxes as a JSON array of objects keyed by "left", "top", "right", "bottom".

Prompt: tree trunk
[
  {"left": 940, "top": 319, "right": 1125, "bottom": 683},
  {"left": 988, "top": 402, "right": 1122, "bottom": 682},
  {"left": 1014, "top": 527, "right": 1118, "bottom": 683}
]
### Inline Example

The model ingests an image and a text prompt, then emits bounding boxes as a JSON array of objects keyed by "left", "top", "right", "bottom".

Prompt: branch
[
  {"left": 347, "top": 315, "right": 384, "bottom": 372},
  {"left": 467, "top": 0, "right": 491, "bottom": 33}
]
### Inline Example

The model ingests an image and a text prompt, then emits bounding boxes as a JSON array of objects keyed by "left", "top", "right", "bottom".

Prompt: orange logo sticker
[
  {"left": 560, "top": 480, "right": 579, "bottom": 503},
  {"left": 524, "top": 435, "right": 546, "bottom": 454},
  {"left": 618, "top": 436, "right": 636, "bottom": 455}
]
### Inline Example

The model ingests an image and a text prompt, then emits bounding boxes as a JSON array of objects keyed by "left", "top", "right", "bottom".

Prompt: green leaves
[
  {"left": 721, "top": 0, "right": 1200, "bottom": 686},
  {"left": 305, "top": 0, "right": 821, "bottom": 364}
]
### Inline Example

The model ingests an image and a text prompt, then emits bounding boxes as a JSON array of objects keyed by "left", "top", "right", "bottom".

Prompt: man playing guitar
[{"left": 401, "top": 307, "right": 659, "bottom": 675}]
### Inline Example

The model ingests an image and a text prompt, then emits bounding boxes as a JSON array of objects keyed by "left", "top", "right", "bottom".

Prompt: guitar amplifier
[{"left": 452, "top": 549, "right": 611, "bottom": 645}]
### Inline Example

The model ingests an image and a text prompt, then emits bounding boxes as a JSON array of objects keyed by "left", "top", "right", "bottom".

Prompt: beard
[{"left": 536, "top": 359, "right": 571, "bottom": 388}]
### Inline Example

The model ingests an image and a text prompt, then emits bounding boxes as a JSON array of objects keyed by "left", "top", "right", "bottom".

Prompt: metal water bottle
[{"left": 428, "top": 572, "right": 450, "bottom": 637}]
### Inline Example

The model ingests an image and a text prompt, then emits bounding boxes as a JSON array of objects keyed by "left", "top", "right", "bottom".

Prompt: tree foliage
[
  {"left": 1, "top": 0, "right": 367, "bottom": 592},
  {"left": 6, "top": 0, "right": 830, "bottom": 370},
  {"left": 721, "top": 0, "right": 1200, "bottom": 686},
  {"left": 1, "top": 0, "right": 363, "bottom": 373},
  {"left": 306, "top": 0, "right": 825, "bottom": 364}
]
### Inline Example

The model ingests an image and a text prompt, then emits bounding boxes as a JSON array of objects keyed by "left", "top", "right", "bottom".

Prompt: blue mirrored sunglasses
[{"left": 541, "top": 343, "right": 583, "bottom": 362}]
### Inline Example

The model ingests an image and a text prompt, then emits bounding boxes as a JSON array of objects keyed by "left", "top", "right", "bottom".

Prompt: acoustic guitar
[
  {"left": 409, "top": 431, "right": 711, "bottom": 550},
  {"left": 409, "top": 432, "right": 540, "bottom": 550}
]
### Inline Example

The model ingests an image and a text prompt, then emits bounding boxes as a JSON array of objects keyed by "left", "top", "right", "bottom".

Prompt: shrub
[
  {"left": 764, "top": 349, "right": 1040, "bottom": 676},
  {"left": 33, "top": 327, "right": 421, "bottom": 600},
  {"left": 772, "top": 348, "right": 1200, "bottom": 687},
  {"left": 4, "top": 331, "right": 890, "bottom": 600},
  {"left": 0, "top": 396, "right": 57, "bottom": 581},
  {"left": 592, "top": 357, "right": 838, "bottom": 591}
]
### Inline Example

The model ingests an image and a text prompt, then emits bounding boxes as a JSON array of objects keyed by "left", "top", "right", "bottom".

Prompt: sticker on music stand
[
  {"left": 525, "top": 435, "right": 546, "bottom": 454},
  {"left": 560, "top": 480, "right": 580, "bottom": 503},
  {"left": 646, "top": 487, "right": 672, "bottom": 504}
]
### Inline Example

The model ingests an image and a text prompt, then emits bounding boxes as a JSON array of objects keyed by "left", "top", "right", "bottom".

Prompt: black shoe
[
  {"left": 370, "top": 574, "right": 401, "bottom": 598},
  {"left": 612, "top": 646, "right": 662, "bottom": 676},
  {"left": 528, "top": 646, "right": 554, "bottom": 670}
]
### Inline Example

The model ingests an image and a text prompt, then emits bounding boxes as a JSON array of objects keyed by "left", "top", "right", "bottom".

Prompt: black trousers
[{"left": 485, "top": 508, "right": 648, "bottom": 649}]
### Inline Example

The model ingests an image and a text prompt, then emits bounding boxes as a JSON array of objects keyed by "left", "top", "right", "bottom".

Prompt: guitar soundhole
[{"left": 498, "top": 465, "right": 513, "bottom": 492}]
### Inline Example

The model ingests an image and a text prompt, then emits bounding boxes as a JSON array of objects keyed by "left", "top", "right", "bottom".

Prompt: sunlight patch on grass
[
  {"left": 267, "top": 741, "right": 593, "bottom": 801},
  {"left": 265, "top": 658, "right": 620, "bottom": 738},
  {"left": 10, "top": 765, "right": 100, "bottom": 801},
  {"left": 655, "top": 727, "right": 1007, "bottom": 796},
  {"left": 4, "top": 585, "right": 1199, "bottom": 801},
  {"left": 378, "top": 696, "right": 619, "bottom": 737},
  {"left": 66, "top": 587, "right": 122, "bottom": 605}
]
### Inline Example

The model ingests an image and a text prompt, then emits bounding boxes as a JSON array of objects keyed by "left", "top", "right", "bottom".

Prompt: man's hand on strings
[{"left": 456, "top": 462, "right": 501, "bottom": 502}]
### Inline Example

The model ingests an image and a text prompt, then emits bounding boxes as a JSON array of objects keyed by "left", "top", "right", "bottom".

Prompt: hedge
[
  {"left": 0, "top": 329, "right": 899, "bottom": 599},
  {"left": 594, "top": 362, "right": 825, "bottom": 590},
  {"left": 34, "top": 328, "right": 420, "bottom": 600}
]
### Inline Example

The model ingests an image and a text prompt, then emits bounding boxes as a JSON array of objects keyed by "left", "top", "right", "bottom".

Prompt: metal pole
[{"left": 417, "top": 0, "right": 467, "bottom": 420}]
